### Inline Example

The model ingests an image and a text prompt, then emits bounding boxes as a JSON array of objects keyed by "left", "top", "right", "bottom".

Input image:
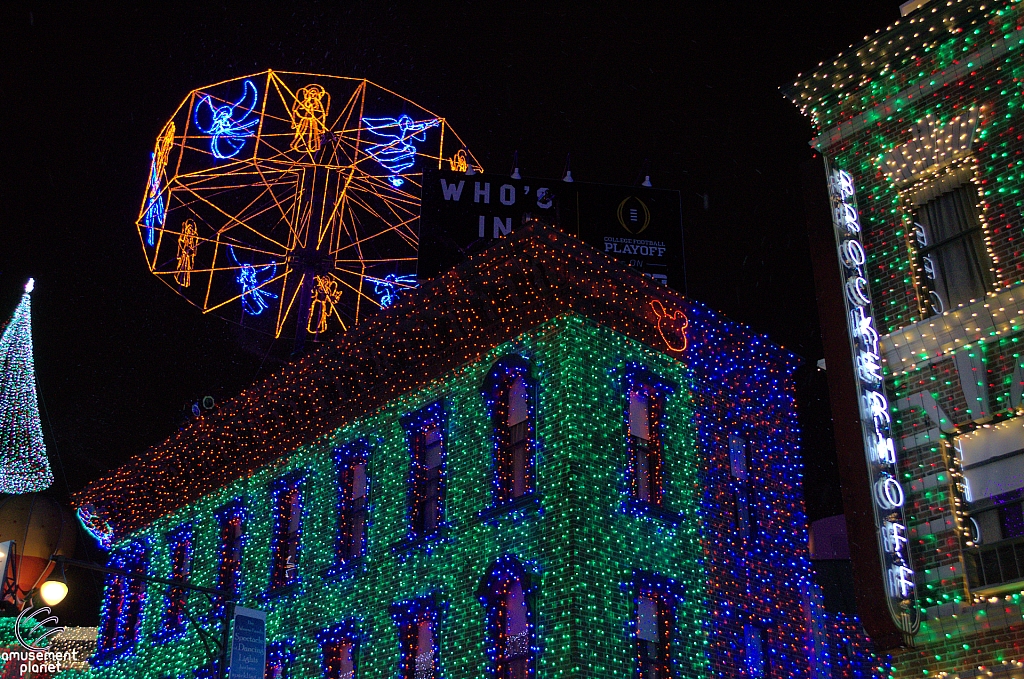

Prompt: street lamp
[{"left": 38, "top": 579, "right": 68, "bottom": 606}]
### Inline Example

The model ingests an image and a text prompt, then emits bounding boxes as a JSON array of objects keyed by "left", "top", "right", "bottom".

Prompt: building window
[
  {"left": 266, "top": 641, "right": 293, "bottom": 679},
  {"left": 390, "top": 598, "right": 440, "bottom": 679},
  {"left": 269, "top": 474, "right": 303, "bottom": 590},
  {"left": 913, "top": 182, "right": 993, "bottom": 313},
  {"left": 627, "top": 382, "right": 665, "bottom": 506},
  {"left": 95, "top": 542, "right": 147, "bottom": 663},
  {"left": 318, "top": 626, "right": 360, "bottom": 679},
  {"left": 213, "top": 503, "right": 245, "bottom": 616},
  {"left": 635, "top": 593, "right": 670, "bottom": 679},
  {"left": 744, "top": 624, "right": 771, "bottom": 678},
  {"left": 730, "top": 435, "right": 753, "bottom": 538},
  {"left": 336, "top": 442, "right": 370, "bottom": 563},
  {"left": 403, "top": 402, "right": 447, "bottom": 540},
  {"left": 161, "top": 526, "right": 192, "bottom": 637},
  {"left": 478, "top": 556, "right": 535, "bottom": 679},
  {"left": 482, "top": 358, "right": 535, "bottom": 505}
]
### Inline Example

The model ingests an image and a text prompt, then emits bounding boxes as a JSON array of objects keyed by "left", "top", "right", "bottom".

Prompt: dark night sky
[{"left": 1, "top": 2, "right": 901, "bottom": 623}]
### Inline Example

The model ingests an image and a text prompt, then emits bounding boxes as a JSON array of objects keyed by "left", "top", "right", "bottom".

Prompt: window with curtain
[
  {"left": 479, "top": 556, "right": 535, "bottom": 679},
  {"left": 390, "top": 600, "right": 440, "bottom": 679},
  {"left": 913, "top": 183, "right": 993, "bottom": 313},
  {"left": 635, "top": 592, "right": 671, "bottom": 679}
]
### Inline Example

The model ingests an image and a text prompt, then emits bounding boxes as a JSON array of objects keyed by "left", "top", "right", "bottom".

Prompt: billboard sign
[{"left": 419, "top": 169, "right": 684, "bottom": 289}]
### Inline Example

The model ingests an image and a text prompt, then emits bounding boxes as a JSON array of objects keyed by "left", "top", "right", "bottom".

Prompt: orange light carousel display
[{"left": 137, "top": 70, "right": 480, "bottom": 339}]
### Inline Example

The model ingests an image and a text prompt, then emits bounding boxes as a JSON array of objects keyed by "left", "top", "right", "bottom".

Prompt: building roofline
[{"left": 75, "top": 226, "right": 796, "bottom": 536}]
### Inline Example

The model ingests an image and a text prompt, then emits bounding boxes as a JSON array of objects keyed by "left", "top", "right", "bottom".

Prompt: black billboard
[{"left": 418, "top": 169, "right": 685, "bottom": 290}]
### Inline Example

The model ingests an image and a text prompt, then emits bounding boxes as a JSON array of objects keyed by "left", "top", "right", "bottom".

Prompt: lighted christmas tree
[{"left": 0, "top": 279, "right": 53, "bottom": 494}]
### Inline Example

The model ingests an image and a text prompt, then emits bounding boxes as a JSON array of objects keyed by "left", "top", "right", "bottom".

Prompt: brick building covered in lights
[
  {"left": 72, "top": 227, "right": 879, "bottom": 678},
  {"left": 786, "top": 0, "right": 1024, "bottom": 676}
]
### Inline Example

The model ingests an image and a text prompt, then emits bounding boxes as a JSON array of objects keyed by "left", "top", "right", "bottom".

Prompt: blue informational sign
[{"left": 229, "top": 606, "right": 266, "bottom": 679}]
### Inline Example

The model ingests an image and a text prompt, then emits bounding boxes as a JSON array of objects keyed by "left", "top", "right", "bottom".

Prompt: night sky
[{"left": 2, "top": 2, "right": 901, "bottom": 624}]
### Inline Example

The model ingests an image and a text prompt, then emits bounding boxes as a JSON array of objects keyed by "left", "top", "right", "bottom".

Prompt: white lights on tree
[{"left": 0, "top": 279, "right": 54, "bottom": 494}]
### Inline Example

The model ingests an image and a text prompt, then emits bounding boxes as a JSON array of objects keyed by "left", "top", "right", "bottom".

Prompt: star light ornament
[{"left": 0, "top": 279, "right": 54, "bottom": 494}]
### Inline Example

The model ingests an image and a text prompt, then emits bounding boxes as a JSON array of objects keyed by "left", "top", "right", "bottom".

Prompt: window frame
[
  {"left": 390, "top": 597, "right": 442, "bottom": 679},
  {"left": 268, "top": 473, "right": 305, "bottom": 592},
  {"left": 477, "top": 555, "right": 536, "bottom": 679},
  {"left": 623, "top": 368, "right": 674, "bottom": 510},
  {"left": 157, "top": 525, "right": 192, "bottom": 640},
  {"left": 317, "top": 623, "right": 363, "bottom": 679},
  {"left": 212, "top": 501, "right": 246, "bottom": 616},
  {"left": 631, "top": 572, "right": 682, "bottom": 679},
  {"left": 93, "top": 542, "right": 148, "bottom": 666},
  {"left": 911, "top": 179, "right": 993, "bottom": 315},
  {"left": 335, "top": 440, "right": 371, "bottom": 565},
  {"left": 401, "top": 402, "right": 448, "bottom": 542},
  {"left": 481, "top": 357, "right": 537, "bottom": 507}
]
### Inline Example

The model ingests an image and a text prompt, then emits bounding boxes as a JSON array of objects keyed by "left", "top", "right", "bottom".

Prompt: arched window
[
  {"left": 482, "top": 358, "right": 535, "bottom": 505},
  {"left": 478, "top": 556, "right": 535, "bottom": 679}
]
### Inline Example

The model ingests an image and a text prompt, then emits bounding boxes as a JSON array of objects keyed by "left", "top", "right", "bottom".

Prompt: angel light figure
[
  {"left": 194, "top": 80, "right": 260, "bottom": 160},
  {"left": 291, "top": 84, "right": 330, "bottom": 154},
  {"left": 307, "top": 275, "right": 342, "bottom": 334},
  {"left": 229, "top": 246, "right": 278, "bottom": 315},
  {"left": 143, "top": 122, "right": 176, "bottom": 245},
  {"left": 373, "top": 274, "right": 417, "bottom": 308},
  {"left": 175, "top": 219, "right": 199, "bottom": 287},
  {"left": 361, "top": 115, "right": 439, "bottom": 186}
]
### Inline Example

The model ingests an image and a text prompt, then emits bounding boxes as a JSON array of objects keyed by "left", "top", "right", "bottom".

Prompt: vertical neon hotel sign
[{"left": 828, "top": 166, "right": 920, "bottom": 636}]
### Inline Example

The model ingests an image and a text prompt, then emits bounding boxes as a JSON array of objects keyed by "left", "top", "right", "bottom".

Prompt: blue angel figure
[
  {"left": 194, "top": 80, "right": 260, "bottom": 160},
  {"left": 229, "top": 246, "right": 278, "bottom": 315},
  {"left": 373, "top": 274, "right": 418, "bottom": 308},
  {"left": 361, "top": 115, "right": 439, "bottom": 186},
  {"left": 142, "top": 152, "right": 165, "bottom": 245}
]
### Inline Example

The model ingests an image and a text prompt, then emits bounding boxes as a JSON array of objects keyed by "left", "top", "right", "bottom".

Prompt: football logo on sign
[{"left": 617, "top": 196, "right": 651, "bottom": 235}]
